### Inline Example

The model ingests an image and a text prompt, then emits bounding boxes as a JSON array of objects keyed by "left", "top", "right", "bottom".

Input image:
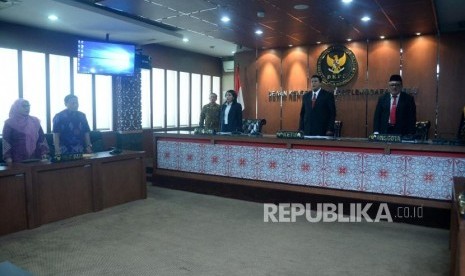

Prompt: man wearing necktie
[
  {"left": 299, "top": 75, "right": 336, "bottom": 136},
  {"left": 373, "top": 74, "right": 416, "bottom": 135}
]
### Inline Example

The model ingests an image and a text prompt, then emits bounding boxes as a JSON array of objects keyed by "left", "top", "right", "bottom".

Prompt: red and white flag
[{"left": 234, "top": 65, "right": 245, "bottom": 110}]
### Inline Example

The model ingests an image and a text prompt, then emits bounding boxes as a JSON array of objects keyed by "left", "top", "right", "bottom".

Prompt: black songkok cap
[{"left": 389, "top": 74, "right": 402, "bottom": 83}]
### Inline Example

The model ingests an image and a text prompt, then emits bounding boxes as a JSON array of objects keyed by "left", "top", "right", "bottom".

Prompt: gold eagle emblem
[{"left": 326, "top": 53, "right": 347, "bottom": 74}]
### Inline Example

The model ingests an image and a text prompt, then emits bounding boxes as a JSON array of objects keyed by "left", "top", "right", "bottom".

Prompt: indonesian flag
[{"left": 234, "top": 65, "right": 245, "bottom": 110}]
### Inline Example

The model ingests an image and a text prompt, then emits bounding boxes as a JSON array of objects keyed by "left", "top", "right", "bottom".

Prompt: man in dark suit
[
  {"left": 299, "top": 75, "right": 336, "bottom": 136},
  {"left": 373, "top": 74, "right": 416, "bottom": 135},
  {"left": 458, "top": 106, "right": 465, "bottom": 141}
]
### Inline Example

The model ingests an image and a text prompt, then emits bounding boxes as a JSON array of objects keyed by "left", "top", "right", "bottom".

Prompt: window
[
  {"left": 191, "top": 74, "right": 201, "bottom": 127},
  {"left": 73, "top": 57, "right": 94, "bottom": 129},
  {"left": 202, "top": 75, "right": 211, "bottom": 107},
  {"left": 212, "top": 76, "right": 221, "bottom": 103},
  {"left": 141, "top": 69, "right": 151, "bottom": 128},
  {"left": 49, "top": 54, "right": 71, "bottom": 130},
  {"left": 22, "top": 51, "right": 47, "bottom": 131},
  {"left": 152, "top": 68, "right": 165, "bottom": 128},
  {"left": 166, "top": 70, "right": 178, "bottom": 127},
  {"left": 95, "top": 75, "right": 112, "bottom": 130},
  {"left": 179, "top": 72, "right": 190, "bottom": 126},
  {"left": 0, "top": 46, "right": 221, "bottom": 134},
  {"left": 0, "top": 48, "right": 19, "bottom": 135}
]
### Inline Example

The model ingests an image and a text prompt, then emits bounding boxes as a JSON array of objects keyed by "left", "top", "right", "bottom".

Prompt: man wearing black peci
[
  {"left": 373, "top": 74, "right": 416, "bottom": 136},
  {"left": 299, "top": 75, "right": 336, "bottom": 136}
]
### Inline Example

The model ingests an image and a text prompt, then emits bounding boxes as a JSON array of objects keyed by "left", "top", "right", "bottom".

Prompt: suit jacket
[
  {"left": 299, "top": 89, "right": 336, "bottom": 135},
  {"left": 373, "top": 92, "right": 416, "bottom": 135},
  {"left": 220, "top": 102, "right": 243, "bottom": 132},
  {"left": 457, "top": 107, "right": 465, "bottom": 140}
]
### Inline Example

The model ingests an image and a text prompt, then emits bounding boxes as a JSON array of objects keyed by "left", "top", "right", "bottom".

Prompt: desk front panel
[
  {"left": 35, "top": 163, "right": 93, "bottom": 225},
  {"left": 0, "top": 171, "right": 27, "bottom": 235},
  {"left": 99, "top": 156, "right": 145, "bottom": 209},
  {"left": 155, "top": 135, "right": 465, "bottom": 201}
]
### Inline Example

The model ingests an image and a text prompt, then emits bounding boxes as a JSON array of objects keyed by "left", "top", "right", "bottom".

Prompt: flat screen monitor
[{"left": 77, "top": 40, "right": 136, "bottom": 76}]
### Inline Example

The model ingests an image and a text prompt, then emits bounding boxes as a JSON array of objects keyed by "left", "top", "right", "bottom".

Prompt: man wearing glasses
[{"left": 373, "top": 74, "right": 416, "bottom": 135}]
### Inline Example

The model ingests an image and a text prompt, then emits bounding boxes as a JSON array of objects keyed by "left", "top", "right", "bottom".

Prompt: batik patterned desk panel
[{"left": 157, "top": 140, "right": 465, "bottom": 200}]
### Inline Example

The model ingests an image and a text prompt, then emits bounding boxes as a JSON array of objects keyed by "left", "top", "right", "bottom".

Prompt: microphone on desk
[{"left": 109, "top": 147, "right": 122, "bottom": 155}]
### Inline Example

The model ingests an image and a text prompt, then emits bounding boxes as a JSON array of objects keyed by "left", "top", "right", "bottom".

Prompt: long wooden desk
[
  {"left": 0, "top": 151, "right": 146, "bottom": 235},
  {"left": 153, "top": 132, "right": 465, "bottom": 208},
  {"left": 451, "top": 177, "right": 465, "bottom": 276}
]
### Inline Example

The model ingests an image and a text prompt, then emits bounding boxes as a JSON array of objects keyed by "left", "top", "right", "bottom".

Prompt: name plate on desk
[
  {"left": 459, "top": 193, "right": 465, "bottom": 216},
  {"left": 193, "top": 127, "right": 216, "bottom": 135},
  {"left": 276, "top": 131, "right": 304, "bottom": 139},
  {"left": 51, "top": 153, "right": 83, "bottom": 163},
  {"left": 368, "top": 134, "right": 401, "bottom": 143}
]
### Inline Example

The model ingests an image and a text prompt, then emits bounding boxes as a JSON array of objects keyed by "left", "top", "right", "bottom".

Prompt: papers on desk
[
  {"left": 217, "top": 132, "right": 243, "bottom": 135},
  {"left": 20, "top": 158, "right": 41, "bottom": 163},
  {"left": 304, "top": 135, "right": 334, "bottom": 140}
]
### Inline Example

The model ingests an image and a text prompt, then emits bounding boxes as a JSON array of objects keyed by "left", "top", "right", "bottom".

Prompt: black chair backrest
[
  {"left": 415, "top": 121, "right": 431, "bottom": 140},
  {"left": 242, "top": 119, "right": 267, "bottom": 134}
]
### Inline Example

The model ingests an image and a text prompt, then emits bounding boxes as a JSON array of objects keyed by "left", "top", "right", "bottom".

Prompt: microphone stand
[{"left": 277, "top": 91, "right": 287, "bottom": 130}]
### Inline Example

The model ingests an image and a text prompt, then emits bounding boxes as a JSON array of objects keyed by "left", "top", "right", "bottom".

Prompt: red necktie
[
  {"left": 312, "top": 93, "right": 316, "bottom": 108},
  {"left": 390, "top": 95, "right": 397, "bottom": 125}
]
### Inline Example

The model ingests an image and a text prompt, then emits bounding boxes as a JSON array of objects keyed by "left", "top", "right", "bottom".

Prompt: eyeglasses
[{"left": 389, "top": 83, "right": 402, "bottom": 87}]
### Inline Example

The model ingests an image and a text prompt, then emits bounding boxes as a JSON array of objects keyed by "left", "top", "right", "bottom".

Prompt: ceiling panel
[{"left": 0, "top": 0, "right": 463, "bottom": 57}]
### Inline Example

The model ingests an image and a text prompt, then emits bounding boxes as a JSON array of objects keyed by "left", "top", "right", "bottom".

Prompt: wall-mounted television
[{"left": 77, "top": 40, "right": 136, "bottom": 76}]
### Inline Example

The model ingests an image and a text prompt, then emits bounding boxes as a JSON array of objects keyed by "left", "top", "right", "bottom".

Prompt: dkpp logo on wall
[{"left": 317, "top": 45, "right": 358, "bottom": 86}]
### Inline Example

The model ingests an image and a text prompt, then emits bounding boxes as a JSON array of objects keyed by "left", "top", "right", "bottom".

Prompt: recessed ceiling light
[
  {"left": 294, "top": 4, "right": 309, "bottom": 10},
  {"left": 182, "top": 37, "right": 189, "bottom": 42},
  {"left": 347, "top": 38, "right": 352, "bottom": 41},
  {"left": 380, "top": 35, "right": 385, "bottom": 39},
  {"left": 48, "top": 15, "right": 58, "bottom": 21},
  {"left": 342, "top": 0, "right": 353, "bottom": 3},
  {"left": 288, "top": 44, "right": 293, "bottom": 47},
  {"left": 416, "top": 32, "right": 421, "bottom": 36},
  {"left": 361, "top": 16, "right": 371, "bottom": 22},
  {"left": 255, "top": 29, "right": 263, "bottom": 35},
  {"left": 316, "top": 41, "right": 321, "bottom": 44},
  {"left": 221, "top": 16, "right": 230, "bottom": 23}
]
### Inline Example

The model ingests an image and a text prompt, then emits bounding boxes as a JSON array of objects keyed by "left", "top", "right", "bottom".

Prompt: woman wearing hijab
[{"left": 2, "top": 99, "right": 49, "bottom": 164}]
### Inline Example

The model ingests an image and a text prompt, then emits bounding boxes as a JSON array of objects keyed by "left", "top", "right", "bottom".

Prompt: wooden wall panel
[
  {"left": 308, "top": 44, "right": 329, "bottom": 75},
  {"left": 0, "top": 22, "right": 78, "bottom": 56},
  {"left": 282, "top": 47, "right": 308, "bottom": 131},
  {"left": 403, "top": 35, "right": 438, "bottom": 139},
  {"left": 438, "top": 32, "right": 465, "bottom": 139},
  {"left": 256, "top": 50, "right": 283, "bottom": 133},
  {"left": 236, "top": 51, "right": 257, "bottom": 121},
  {"left": 141, "top": 44, "right": 221, "bottom": 76},
  {"left": 336, "top": 42, "right": 368, "bottom": 137},
  {"left": 336, "top": 94, "right": 369, "bottom": 137},
  {"left": 345, "top": 41, "right": 368, "bottom": 89},
  {"left": 368, "top": 39, "right": 401, "bottom": 88}
]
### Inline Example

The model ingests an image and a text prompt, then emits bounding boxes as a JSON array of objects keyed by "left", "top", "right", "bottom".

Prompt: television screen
[{"left": 77, "top": 40, "right": 136, "bottom": 76}]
